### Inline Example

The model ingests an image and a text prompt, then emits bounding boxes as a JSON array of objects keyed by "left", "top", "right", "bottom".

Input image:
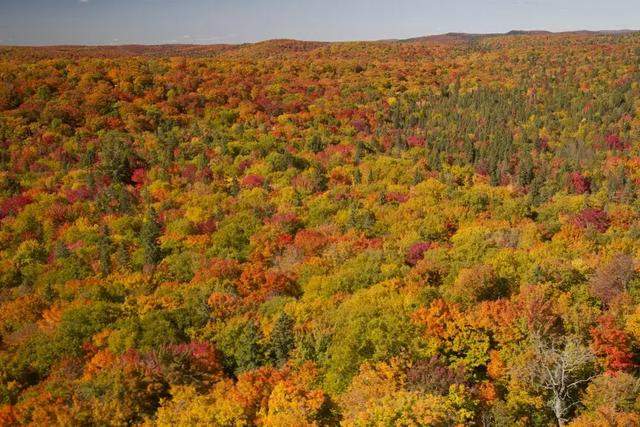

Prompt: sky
[{"left": 0, "top": 0, "right": 639, "bottom": 46}]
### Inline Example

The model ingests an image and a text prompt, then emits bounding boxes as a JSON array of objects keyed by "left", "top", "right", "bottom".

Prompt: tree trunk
[{"left": 553, "top": 398, "right": 566, "bottom": 427}]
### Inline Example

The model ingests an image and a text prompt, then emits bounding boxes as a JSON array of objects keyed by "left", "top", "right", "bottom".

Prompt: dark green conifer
[{"left": 141, "top": 208, "right": 162, "bottom": 266}]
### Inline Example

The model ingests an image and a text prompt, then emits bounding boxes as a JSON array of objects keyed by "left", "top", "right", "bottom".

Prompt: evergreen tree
[
  {"left": 367, "top": 169, "right": 375, "bottom": 184},
  {"left": 54, "top": 240, "right": 70, "bottom": 260},
  {"left": 412, "top": 169, "right": 424, "bottom": 186},
  {"left": 98, "top": 133, "right": 134, "bottom": 184},
  {"left": 98, "top": 225, "right": 112, "bottom": 277},
  {"left": 268, "top": 313, "right": 295, "bottom": 366},
  {"left": 394, "top": 133, "right": 407, "bottom": 153},
  {"left": 353, "top": 168, "right": 362, "bottom": 185},
  {"left": 354, "top": 141, "right": 363, "bottom": 165},
  {"left": 141, "top": 208, "right": 162, "bottom": 266},
  {"left": 307, "top": 134, "right": 325, "bottom": 153},
  {"left": 116, "top": 243, "right": 130, "bottom": 271},
  {"left": 235, "top": 321, "right": 263, "bottom": 373},
  {"left": 518, "top": 151, "right": 535, "bottom": 187}
]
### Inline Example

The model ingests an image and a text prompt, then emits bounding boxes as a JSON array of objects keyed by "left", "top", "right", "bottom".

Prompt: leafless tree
[{"left": 520, "top": 335, "right": 596, "bottom": 427}]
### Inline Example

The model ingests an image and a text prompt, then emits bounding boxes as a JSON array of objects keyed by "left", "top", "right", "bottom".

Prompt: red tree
[{"left": 591, "top": 315, "right": 638, "bottom": 373}]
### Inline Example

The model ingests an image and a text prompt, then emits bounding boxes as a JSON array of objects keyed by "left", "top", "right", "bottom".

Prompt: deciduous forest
[{"left": 1, "top": 32, "right": 640, "bottom": 425}]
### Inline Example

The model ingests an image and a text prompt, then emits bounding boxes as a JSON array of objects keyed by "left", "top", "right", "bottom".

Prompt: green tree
[
  {"left": 268, "top": 313, "right": 295, "bottom": 366},
  {"left": 215, "top": 318, "right": 264, "bottom": 374},
  {"left": 98, "top": 225, "right": 112, "bottom": 277},
  {"left": 307, "top": 134, "right": 325, "bottom": 153},
  {"left": 141, "top": 208, "right": 163, "bottom": 267}
]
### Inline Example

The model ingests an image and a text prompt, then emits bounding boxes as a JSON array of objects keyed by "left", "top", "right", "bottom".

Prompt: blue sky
[{"left": 1, "top": 0, "right": 639, "bottom": 45}]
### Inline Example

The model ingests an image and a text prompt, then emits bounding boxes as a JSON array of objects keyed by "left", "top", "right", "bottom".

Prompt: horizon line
[{"left": 1, "top": 28, "right": 638, "bottom": 48}]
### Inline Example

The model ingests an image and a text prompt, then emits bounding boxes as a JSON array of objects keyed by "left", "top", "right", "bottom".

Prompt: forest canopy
[{"left": 1, "top": 32, "right": 640, "bottom": 425}]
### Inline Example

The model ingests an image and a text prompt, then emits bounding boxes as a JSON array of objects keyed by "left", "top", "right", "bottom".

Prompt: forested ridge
[{"left": 1, "top": 32, "right": 640, "bottom": 425}]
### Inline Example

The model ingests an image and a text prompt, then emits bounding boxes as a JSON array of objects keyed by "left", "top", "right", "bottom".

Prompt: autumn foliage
[{"left": 1, "top": 32, "right": 640, "bottom": 425}]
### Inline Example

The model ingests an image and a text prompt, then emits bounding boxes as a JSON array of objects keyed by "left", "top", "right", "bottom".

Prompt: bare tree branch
[{"left": 518, "top": 334, "right": 596, "bottom": 427}]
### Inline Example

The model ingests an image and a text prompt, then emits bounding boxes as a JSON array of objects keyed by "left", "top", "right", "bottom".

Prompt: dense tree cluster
[{"left": 1, "top": 32, "right": 640, "bottom": 425}]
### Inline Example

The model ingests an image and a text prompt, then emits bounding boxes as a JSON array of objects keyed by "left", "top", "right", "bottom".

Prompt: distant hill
[
  {"left": 1, "top": 29, "right": 637, "bottom": 60},
  {"left": 402, "top": 29, "right": 637, "bottom": 43}
]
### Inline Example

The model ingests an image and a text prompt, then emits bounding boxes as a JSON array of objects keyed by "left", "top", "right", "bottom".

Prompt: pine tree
[
  {"left": 236, "top": 321, "right": 263, "bottom": 373},
  {"left": 269, "top": 313, "right": 295, "bottom": 366},
  {"left": 354, "top": 141, "right": 363, "bottom": 165},
  {"left": 367, "top": 169, "right": 375, "bottom": 184},
  {"left": 228, "top": 177, "right": 239, "bottom": 196},
  {"left": 353, "top": 168, "right": 362, "bottom": 185},
  {"left": 307, "top": 134, "right": 325, "bottom": 153},
  {"left": 394, "top": 133, "right": 407, "bottom": 153},
  {"left": 116, "top": 243, "right": 130, "bottom": 271},
  {"left": 98, "top": 225, "right": 112, "bottom": 277},
  {"left": 141, "top": 208, "right": 162, "bottom": 266},
  {"left": 518, "top": 151, "right": 534, "bottom": 187},
  {"left": 54, "top": 240, "right": 70, "bottom": 260},
  {"left": 412, "top": 170, "right": 424, "bottom": 186}
]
